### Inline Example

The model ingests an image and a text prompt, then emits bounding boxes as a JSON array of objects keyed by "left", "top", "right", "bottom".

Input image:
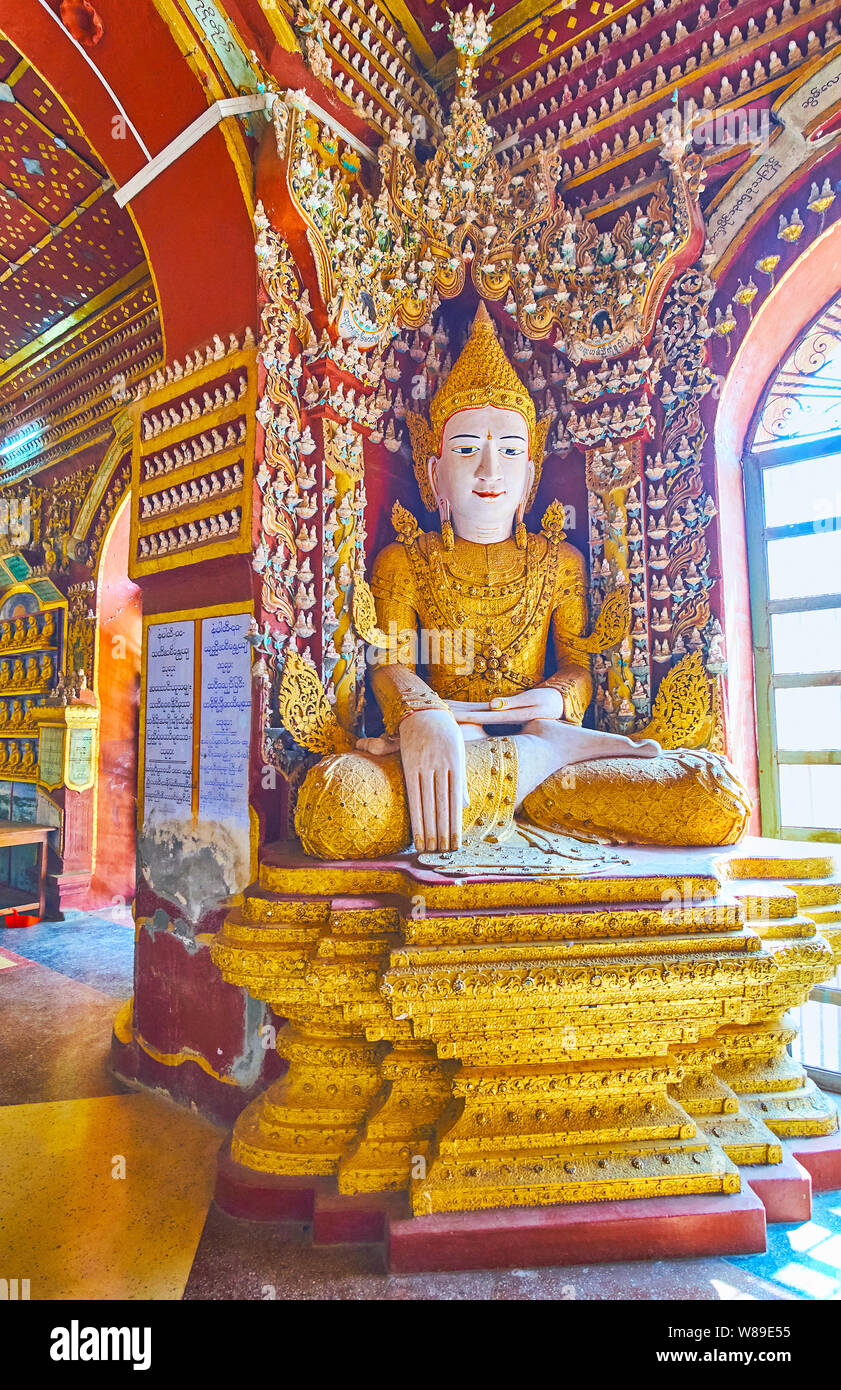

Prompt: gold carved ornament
[
  {"left": 352, "top": 571, "right": 388, "bottom": 649},
  {"left": 268, "top": 7, "right": 705, "bottom": 358},
  {"left": 276, "top": 649, "right": 355, "bottom": 755},
  {"left": 636, "top": 650, "right": 714, "bottom": 749},
  {"left": 568, "top": 588, "right": 632, "bottom": 656}
]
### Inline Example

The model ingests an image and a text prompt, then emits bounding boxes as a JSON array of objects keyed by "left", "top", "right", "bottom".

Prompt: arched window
[{"left": 745, "top": 294, "right": 841, "bottom": 842}]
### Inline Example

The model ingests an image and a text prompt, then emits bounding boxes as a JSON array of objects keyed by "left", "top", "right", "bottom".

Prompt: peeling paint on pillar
[{"left": 138, "top": 817, "right": 250, "bottom": 926}]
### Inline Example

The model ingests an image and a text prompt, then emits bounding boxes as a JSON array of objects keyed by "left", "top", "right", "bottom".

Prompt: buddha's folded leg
[
  {"left": 520, "top": 748, "right": 752, "bottom": 847},
  {"left": 294, "top": 737, "right": 518, "bottom": 860}
]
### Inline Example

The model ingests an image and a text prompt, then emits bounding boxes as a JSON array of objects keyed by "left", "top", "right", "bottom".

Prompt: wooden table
[{"left": 0, "top": 822, "right": 53, "bottom": 920}]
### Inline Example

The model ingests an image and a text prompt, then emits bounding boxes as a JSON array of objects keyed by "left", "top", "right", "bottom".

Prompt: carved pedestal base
[
  {"left": 232, "top": 1025, "right": 385, "bottom": 1176},
  {"left": 211, "top": 838, "right": 840, "bottom": 1228},
  {"left": 338, "top": 1042, "right": 452, "bottom": 1195}
]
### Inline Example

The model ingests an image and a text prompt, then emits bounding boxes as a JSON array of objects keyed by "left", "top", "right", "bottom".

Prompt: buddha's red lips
[{"left": 473, "top": 488, "right": 505, "bottom": 498}]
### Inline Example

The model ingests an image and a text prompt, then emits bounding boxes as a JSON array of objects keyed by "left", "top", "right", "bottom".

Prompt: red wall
[
  {"left": 93, "top": 496, "right": 140, "bottom": 907},
  {"left": 0, "top": 0, "right": 259, "bottom": 358}
]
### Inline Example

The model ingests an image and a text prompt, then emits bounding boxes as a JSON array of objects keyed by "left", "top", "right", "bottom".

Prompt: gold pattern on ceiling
[{"left": 0, "top": 38, "right": 161, "bottom": 481}]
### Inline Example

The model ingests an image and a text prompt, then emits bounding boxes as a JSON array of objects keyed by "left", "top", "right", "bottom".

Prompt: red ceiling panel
[{"left": 0, "top": 38, "right": 145, "bottom": 362}]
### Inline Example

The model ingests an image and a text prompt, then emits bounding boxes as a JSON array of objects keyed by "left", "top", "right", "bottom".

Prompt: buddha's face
[{"left": 429, "top": 405, "right": 534, "bottom": 539}]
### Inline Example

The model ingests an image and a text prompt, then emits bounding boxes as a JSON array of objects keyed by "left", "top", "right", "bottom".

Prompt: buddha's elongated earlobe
[
  {"left": 430, "top": 458, "right": 454, "bottom": 550},
  {"left": 514, "top": 461, "right": 534, "bottom": 548},
  {"left": 441, "top": 497, "right": 455, "bottom": 552},
  {"left": 514, "top": 502, "right": 526, "bottom": 549}
]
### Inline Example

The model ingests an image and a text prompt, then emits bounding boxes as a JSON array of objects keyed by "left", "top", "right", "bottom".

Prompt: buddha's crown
[{"left": 429, "top": 301, "right": 537, "bottom": 446}]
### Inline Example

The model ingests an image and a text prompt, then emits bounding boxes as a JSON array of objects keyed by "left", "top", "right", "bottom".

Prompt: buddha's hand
[
  {"left": 450, "top": 687, "right": 565, "bottom": 726},
  {"left": 398, "top": 708, "right": 469, "bottom": 854}
]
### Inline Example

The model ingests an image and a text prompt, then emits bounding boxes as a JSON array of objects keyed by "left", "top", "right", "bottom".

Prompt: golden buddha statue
[{"left": 294, "top": 306, "right": 751, "bottom": 859}]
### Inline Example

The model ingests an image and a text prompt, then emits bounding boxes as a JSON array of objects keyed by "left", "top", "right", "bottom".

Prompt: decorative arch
[
  {"left": 752, "top": 292, "right": 841, "bottom": 453},
  {"left": 92, "top": 489, "right": 140, "bottom": 904},
  {"left": 714, "top": 218, "right": 841, "bottom": 824},
  {"left": 0, "top": 0, "right": 259, "bottom": 359}
]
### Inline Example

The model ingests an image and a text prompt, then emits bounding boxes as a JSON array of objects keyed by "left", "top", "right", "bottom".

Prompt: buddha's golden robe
[
  {"left": 369, "top": 528, "right": 593, "bottom": 728},
  {"left": 295, "top": 527, "right": 752, "bottom": 860}
]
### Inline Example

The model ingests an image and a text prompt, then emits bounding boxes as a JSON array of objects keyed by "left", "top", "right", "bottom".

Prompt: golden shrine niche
[
  {"left": 0, "top": 577, "right": 67, "bottom": 789},
  {"left": 211, "top": 303, "right": 840, "bottom": 1226},
  {"left": 127, "top": 336, "right": 258, "bottom": 580},
  {"left": 211, "top": 9, "right": 841, "bottom": 1234}
]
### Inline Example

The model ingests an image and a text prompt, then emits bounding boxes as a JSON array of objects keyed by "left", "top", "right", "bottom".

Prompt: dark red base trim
[
  {"left": 110, "top": 1032, "right": 266, "bottom": 1129},
  {"left": 386, "top": 1189, "right": 768, "bottom": 1274},
  {"left": 787, "top": 1128, "right": 841, "bottom": 1193},
  {"left": 744, "top": 1151, "right": 812, "bottom": 1225}
]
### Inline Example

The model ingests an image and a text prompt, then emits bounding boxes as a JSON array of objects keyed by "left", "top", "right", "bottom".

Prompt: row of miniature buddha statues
[
  {"left": 0, "top": 699, "right": 38, "bottom": 731},
  {"left": 0, "top": 654, "right": 54, "bottom": 691},
  {"left": 0, "top": 613, "right": 56, "bottom": 653},
  {"left": 141, "top": 377, "right": 247, "bottom": 441},
  {"left": 0, "top": 739, "right": 38, "bottom": 775}
]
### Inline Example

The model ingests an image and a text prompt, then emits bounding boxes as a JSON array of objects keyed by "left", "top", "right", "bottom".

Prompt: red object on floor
[
  {"left": 214, "top": 1145, "right": 318, "bottom": 1223},
  {"left": 787, "top": 1128, "right": 841, "bottom": 1192},
  {"left": 744, "top": 1152, "right": 812, "bottom": 1224},
  {"left": 386, "top": 1189, "right": 767, "bottom": 1274},
  {"left": 312, "top": 1191, "right": 406, "bottom": 1246},
  {"left": 2, "top": 912, "right": 40, "bottom": 929}
]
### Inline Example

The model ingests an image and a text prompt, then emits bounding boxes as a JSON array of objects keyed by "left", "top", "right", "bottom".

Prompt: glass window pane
[
  {"left": 775, "top": 687, "right": 841, "bottom": 750},
  {"left": 779, "top": 764, "right": 841, "bottom": 829},
  {"left": 763, "top": 453, "right": 841, "bottom": 528},
  {"left": 767, "top": 530, "right": 841, "bottom": 600},
  {"left": 772, "top": 609, "right": 841, "bottom": 674},
  {"left": 791, "top": 1000, "right": 841, "bottom": 1072}
]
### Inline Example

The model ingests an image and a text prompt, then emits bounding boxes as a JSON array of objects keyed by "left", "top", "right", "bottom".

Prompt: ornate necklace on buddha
[{"left": 402, "top": 529, "right": 561, "bottom": 694}]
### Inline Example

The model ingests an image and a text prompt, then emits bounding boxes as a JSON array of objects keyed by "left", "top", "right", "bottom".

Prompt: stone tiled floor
[
  {"left": 0, "top": 907, "right": 135, "bottom": 998},
  {"left": 1, "top": 913, "right": 841, "bottom": 1300}
]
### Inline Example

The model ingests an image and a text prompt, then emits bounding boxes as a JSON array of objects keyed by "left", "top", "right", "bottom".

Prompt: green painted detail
[
  {"left": 27, "top": 578, "right": 63, "bottom": 606},
  {"left": 0, "top": 554, "right": 31, "bottom": 587}
]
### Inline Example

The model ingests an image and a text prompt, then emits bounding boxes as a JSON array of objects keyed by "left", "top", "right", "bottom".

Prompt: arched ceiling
[
  {"left": 0, "top": 0, "right": 838, "bottom": 487},
  {"left": 0, "top": 37, "right": 146, "bottom": 356},
  {"left": 0, "top": 34, "right": 160, "bottom": 481},
  {"left": 0, "top": 0, "right": 263, "bottom": 485}
]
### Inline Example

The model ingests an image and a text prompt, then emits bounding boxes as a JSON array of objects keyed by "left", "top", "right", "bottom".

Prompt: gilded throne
[{"left": 211, "top": 305, "right": 839, "bottom": 1224}]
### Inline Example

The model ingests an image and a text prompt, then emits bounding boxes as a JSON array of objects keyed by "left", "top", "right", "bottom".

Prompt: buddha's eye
[
  {"left": 501, "top": 445, "right": 525, "bottom": 457},
  {"left": 453, "top": 444, "right": 479, "bottom": 455}
]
